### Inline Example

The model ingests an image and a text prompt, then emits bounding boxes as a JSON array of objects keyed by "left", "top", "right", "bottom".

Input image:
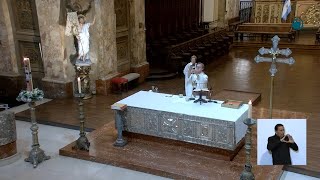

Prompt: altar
[{"left": 115, "top": 91, "right": 249, "bottom": 152}]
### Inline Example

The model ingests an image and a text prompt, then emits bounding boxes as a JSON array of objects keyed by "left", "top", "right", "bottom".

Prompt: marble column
[
  {"left": 217, "top": 0, "right": 227, "bottom": 28},
  {"left": 0, "top": 111, "right": 19, "bottom": 166},
  {"left": 34, "top": 0, "right": 75, "bottom": 98},
  {"left": 208, "top": 0, "right": 220, "bottom": 28},
  {"left": 129, "top": 0, "right": 149, "bottom": 83},
  {"left": 93, "top": 0, "right": 118, "bottom": 95},
  {"left": 0, "top": 0, "right": 24, "bottom": 99},
  {"left": 226, "top": 0, "right": 240, "bottom": 20}
]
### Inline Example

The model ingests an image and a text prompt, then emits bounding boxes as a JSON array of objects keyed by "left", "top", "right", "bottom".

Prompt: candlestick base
[
  {"left": 240, "top": 164, "right": 255, "bottom": 180},
  {"left": 74, "top": 93, "right": 85, "bottom": 98},
  {"left": 243, "top": 118, "right": 256, "bottom": 126},
  {"left": 114, "top": 138, "right": 127, "bottom": 147},
  {"left": 73, "top": 134, "right": 90, "bottom": 151},
  {"left": 83, "top": 94, "right": 92, "bottom": 100},
  {"left": 24, "top": 146, "right": 50, "bottom": 168}
]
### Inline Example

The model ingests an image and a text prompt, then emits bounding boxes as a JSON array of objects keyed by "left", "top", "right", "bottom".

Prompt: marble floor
[{"left": 0, "top": 120, "right": 169, "bottom": 180}]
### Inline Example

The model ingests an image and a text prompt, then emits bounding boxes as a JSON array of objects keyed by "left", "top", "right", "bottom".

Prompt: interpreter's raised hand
[
  {"left": 287, "top": 134, "right": 295, "bottom": 143},
  {"left": 280, "top": 135, "right": 287, "bottom": 142}
]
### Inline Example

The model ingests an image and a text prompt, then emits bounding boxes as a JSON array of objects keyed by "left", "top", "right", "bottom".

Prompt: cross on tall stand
[{"left": 254, "top": 35, "right": 295, "bottom": 118}]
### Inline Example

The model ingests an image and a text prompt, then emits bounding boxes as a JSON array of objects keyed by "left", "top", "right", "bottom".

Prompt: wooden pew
[
  {"left": 228, "top": 17, "right": 245, "bottom": 31},
  {"left": 242, "top": 23, "right": 292, "bottom": 26},
  {"left": 166, "top": 29, "right": 232, "bottom": 73},
  {"left": 235, "top": 24, "right": 295, "bottom": 42},
  {"left": 168, "top": 29, "right": 230, "bottom": 57}
]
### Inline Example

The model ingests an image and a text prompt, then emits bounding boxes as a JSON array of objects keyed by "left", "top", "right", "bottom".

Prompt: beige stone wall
[
  {"left": 203, "top": 0, "right": 214, "bottom": 22},
  {"left": 0, "top": 0, "right": 147, "bottom": 96},
  {"left": 93, "top": 0, "right": 118, "bottom": 80},
  {"left": 35, "top": 0, "right": 118, "bottom": 81},
  {"left": 35, "top": 0, "right": 74, "bottom": 83},
  {"left": 129, "top": 0, "right": 148, "bottom": 68},
  {"left": 217, "top": 0, "right": 227, "bottom": 27},
  {"left": 204, "top": 0, "right": 226, "bottom": 28},
  {"left": 226, "top": 0, "right": 240, "bottom": 20},
  {"left": 0, "top": 0, "right": 19, "bottom": 75},
  {"left": 34, "top": 0, "right": 118, "bottom": 95}
]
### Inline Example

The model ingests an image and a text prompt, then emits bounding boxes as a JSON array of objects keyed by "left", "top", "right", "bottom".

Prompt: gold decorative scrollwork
[
  {"left": 270, "top": 6, "right": 275, "bottom": 23},
  {"left": 262, "top": 4, "right": 269, "bottom": 23},
  {"left": 256, "top": 5, "right": 262, "bottom": 23},
  {"left": 300, "top": 3, "right": 320, "bottom": 27}
]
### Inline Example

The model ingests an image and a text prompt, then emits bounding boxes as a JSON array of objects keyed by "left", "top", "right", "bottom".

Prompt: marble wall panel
[
  {"left": 226, "top": 0, "right": 241, "bottom": 20},
  {"left": 0, "top": 0, "right": 18, "bottom": 74}
]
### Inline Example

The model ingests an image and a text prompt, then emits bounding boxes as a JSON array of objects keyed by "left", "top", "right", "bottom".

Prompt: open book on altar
[{"left": 111, "top": 103, "right": 127, "bottom": 110}]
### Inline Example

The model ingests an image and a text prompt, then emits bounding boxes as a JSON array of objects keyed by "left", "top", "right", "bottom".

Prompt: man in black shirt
[{"left": 267, "top": 124, "right": 299, "bottom": 165}]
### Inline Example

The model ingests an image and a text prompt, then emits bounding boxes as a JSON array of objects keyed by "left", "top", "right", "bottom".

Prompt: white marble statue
[
  {"left": 77, "top": 14, "right": 96, "bottom": 62},
  {"left": 183, "top": 55, "right": 197, "bottom": 99}
]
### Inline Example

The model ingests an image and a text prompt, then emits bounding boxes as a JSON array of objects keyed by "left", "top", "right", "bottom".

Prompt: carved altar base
[{"left": 114, "top": 91, "right": 249, "bottom": 152}]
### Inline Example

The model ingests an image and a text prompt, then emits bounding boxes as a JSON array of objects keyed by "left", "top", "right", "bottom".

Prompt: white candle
[
  {"left": 77, "top": 77, "right": 82, "bottom": 94},
  {"left": 23, "top": 57, "right": 33, "bottom": 91},
  {"left": 248, "top": 100, "right": 252, "bottom": 118}
]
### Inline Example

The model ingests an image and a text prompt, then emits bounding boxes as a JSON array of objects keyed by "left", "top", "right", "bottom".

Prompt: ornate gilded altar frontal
[
  {"left": 296, "top": 1, "right": 320, "bottom": 28},
  {"left": 118, "top": 91, "right": 249, "bottom": 151},
  {"left": 254, "top": 1, "right": 288, "bottom": 23}
]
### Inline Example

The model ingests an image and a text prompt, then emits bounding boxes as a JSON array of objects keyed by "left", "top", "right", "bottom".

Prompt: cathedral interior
[{"left": 0, "top": 0, "right": 320, "bottom": 179}]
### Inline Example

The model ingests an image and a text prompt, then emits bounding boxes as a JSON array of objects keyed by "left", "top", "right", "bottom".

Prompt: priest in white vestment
[
  {"left": 191, "top": 63, "right": 208, "bottom": 99},
  {"left": 183, "top": 55, "right": 197, "bottom": 99},
  {"left": 192, "top": 62, "right": 208, "bottom": 95}
]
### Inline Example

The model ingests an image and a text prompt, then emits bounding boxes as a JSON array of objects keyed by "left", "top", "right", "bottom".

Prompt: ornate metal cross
[{"left": 254, "top": 35, "right": 295, "bottom": 118}]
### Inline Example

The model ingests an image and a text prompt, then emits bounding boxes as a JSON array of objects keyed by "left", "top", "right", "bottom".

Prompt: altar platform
[{"left": 60, "top": 108, "right": 320, "bottom": 179}]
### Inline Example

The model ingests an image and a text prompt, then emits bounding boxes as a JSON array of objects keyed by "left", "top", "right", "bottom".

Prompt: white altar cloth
[{"left": 118, "top": 91, "right": 248, "bottom": 122}]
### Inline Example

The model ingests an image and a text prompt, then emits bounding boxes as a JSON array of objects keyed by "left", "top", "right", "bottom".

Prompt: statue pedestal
[{"left": 75, "top": 61, "right": 92, "bottom": 100}]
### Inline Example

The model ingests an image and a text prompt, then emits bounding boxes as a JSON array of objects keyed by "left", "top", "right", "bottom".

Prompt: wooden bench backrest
[
  {"left": 237, "top": 25, "right": 292, "bottom": 33},
  {"left": 228, "top": 17, "right": 240, "bottom": 24},
  {"left": 242, "top": 23, "right": 291, "bottom": 27},
  {"left": 168, "top": 29, "right": 227, "bottom": 55}
]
